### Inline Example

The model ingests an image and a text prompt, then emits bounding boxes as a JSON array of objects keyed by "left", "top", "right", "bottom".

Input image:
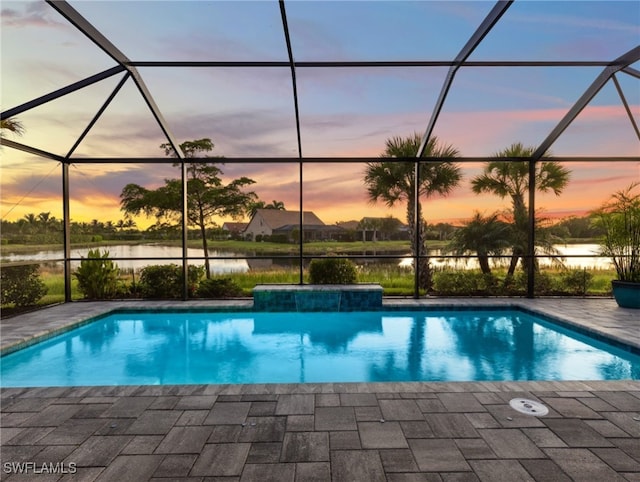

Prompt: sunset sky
[{"left": 1, "top": 0, "right": 638, "bottom": 228}]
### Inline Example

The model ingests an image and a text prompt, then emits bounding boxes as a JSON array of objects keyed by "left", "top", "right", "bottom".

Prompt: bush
[
  {"left": 309, "top": 258, "right": 357, "bottom": 284},
  {"left": 432, "top": 271, "right": 497, "bottom": 295},
  {"left": 138, "top": 264, "right": 205, "bottom": 298},
  {"left": 559, "top": 269, "right": 593, "bottom": 295},
  {"left": 533, "top": 272, "right": 554, "bottom": 295},
  {"left": 1, "top": 265, "right": 47, "bottom": 307},
  {"left": 196, "top": 277, "right": 243, "bottom": 298},
  {"left": 269, "top": 234, "right": 288, "bottom": 244},
  {"left": 73, "top": 249, "right": 122, "bottom": 299},
  {"left": 505, "top": 271, "right": 554, "bottom": 295}
]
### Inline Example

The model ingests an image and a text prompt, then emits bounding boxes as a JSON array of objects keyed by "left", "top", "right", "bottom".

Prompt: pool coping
[
  {"left": 252, "top": 283, "right": 384, "bottom": 292},
  {"left": 2, "top": 297, "right": 639, "bottom": 359}
]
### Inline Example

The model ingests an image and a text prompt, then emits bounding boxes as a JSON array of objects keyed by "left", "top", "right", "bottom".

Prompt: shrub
[
  {"left": 505, "top": 271, "right": 554, "bottom": 295},
  {"left": 196, "top": 277, "right": 243, "bottom": 298},
  {"left": 532, "top": 272, "right": 554, "bottom": 295},
  {"left": 1, "top": 264, "right": 47, "bottom": 307},
  {"left": 270, "top": 234, "right": 288, "bottom": 244},
  {"left": 309, "top": 258, "right": 357, "bottom": 284},
  {"left": 432, "top": 271, "right": 497, "bottom": 295},
  {"left": 138, "top": 264, "right": 205, "bottom": 298},
  {"left": 591, "top": 182, "right": 640, "bottom": 282},
  {"left": 73, "top": 249, "right": 121, "bottom": 299},
  {"left": 559, "top": 269, "right": 593, "bottom": 295}
]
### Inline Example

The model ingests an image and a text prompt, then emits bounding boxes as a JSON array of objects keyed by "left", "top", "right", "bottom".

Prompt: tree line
[{"left": 0, "top": 211, "right": 604, "bottom": 246}]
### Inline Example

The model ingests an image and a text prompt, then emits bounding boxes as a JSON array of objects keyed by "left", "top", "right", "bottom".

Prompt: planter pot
[{"left": 611, "top": 280, "right": 640, "bottom": 309}]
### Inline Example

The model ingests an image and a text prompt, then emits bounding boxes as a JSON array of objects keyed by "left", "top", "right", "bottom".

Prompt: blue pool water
[{"left": 1, "top": 309, "right": 639, "bottom": 387}]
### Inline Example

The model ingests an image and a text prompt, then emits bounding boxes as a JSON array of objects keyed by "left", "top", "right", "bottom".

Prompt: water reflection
[
  {"left": 367, "top": 313, "right": 639, "bottom": 382},
  {"left": 123, "top": 316, "right": 256, "bottom": 384},
  {"left": 598, "top": 359, "right": 640, "bottom": 380},
  {"left": 79, "top": 319, "right": 120, "bottom": 353},
  {"left": 252, "top": 312, "right": 383, "bottom": 352},
  {"left": 440, "top": 313, "right": 562, "bottom": 381}
]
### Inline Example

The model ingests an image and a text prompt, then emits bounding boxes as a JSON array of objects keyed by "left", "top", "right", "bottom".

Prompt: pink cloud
[
  {"left": 1, "top": 2, "right": 66, "bottom": 29},
  {"left": 432, "top": 104, "right": 639, "bottom": 156}
]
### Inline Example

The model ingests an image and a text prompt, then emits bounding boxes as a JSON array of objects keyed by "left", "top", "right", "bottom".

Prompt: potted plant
[{"left": 592, "top": 182, "right": 640, "bottom": 308}]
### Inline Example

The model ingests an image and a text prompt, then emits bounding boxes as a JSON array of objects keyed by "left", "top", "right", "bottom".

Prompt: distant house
[
  {"left": 334, "top": 220, "right": 360, "bottom": 242},
  {"left": 357, "top": 217, "right": 408, "bottom": 241},
  {"left": 336, "top": 220, "right": 359, "bottom": 231},
  {"left": 221, "top": 222, "right": 248, "bottom": 238},
  {"left": 244, "top": 209, "right": 331, "bottom": 242}
]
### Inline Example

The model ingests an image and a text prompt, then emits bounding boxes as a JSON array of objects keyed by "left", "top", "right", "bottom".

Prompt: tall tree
[
  {"left": 364, "top": 133, "right": 461, "bottom": 290},
  {"left": 120, "top": 138, "right": 257, "bottom": 278},
  {"left": 470, "top": 142, "right": 571, "bottom": 276}
]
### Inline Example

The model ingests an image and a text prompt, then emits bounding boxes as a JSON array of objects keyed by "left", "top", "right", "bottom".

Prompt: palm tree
[
  {"left": 248, "top": 199, "right": 285, "bottom": 217},
  {"left": 15, "top": 218, "right": 28, "bottom": 235},
  {"left": 471, "top": 142, "right": 570, "bottom": 276},
  {"left": 104, "top": 220, "right": 116, "bottom": 233},
  {"left": 265, "top": 200, "right": 285, "bottom": 210},
  {"left": 249, "top": 201, "right": 265, "bottom": 216},
  {"left": 23, "top": 213, "right": 38, "bottom": 234},
  {"left": 364, "top": 133, "right": 461, "bottom": 290},
  {"left": 90, "top": 219, "right": 103, "bottom": 234},
  {"left": 37, "top": 212, "right": 56, "bottom": 236},
  {"left": 0, "top": 117, "right": 25, "bottom": 137},
  {"left": 357, "top": 217, "right": 383, "bottom": 242},
  {"left": 448, "top": 212, "right": 512, "bottom": 275}
]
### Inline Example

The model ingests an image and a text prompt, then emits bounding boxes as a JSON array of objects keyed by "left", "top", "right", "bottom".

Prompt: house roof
[
  {"left": 255, "top": 209, "right": 325, "bottom": 229},
  {"left": 336, "top": 220, "right": 360, "bottom": 231},
  {"left": 222, "top": 222, "right": 248, "bottom": 233}
]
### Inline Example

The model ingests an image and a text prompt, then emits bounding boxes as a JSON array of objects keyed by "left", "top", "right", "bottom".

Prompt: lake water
[
  {"left": 1, "top": 243, "right": 612, "bottom": 273},
  {"left": 1, "top": 244, "right": 249, "bottom": 274}
]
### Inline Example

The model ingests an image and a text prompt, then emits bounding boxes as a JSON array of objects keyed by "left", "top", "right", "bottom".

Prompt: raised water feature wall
[{"left": 252, "top": 284, "right": 383, "bottom": 312}]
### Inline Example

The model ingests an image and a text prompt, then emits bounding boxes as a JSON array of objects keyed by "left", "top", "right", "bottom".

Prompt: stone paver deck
[{"left": 1, "top": 298, "right": 639, "bottom": 481}]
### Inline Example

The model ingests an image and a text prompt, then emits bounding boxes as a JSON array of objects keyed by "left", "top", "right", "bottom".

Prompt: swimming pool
[{"left": 1, "top": 308, "right": 639, "bottom": 387}]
